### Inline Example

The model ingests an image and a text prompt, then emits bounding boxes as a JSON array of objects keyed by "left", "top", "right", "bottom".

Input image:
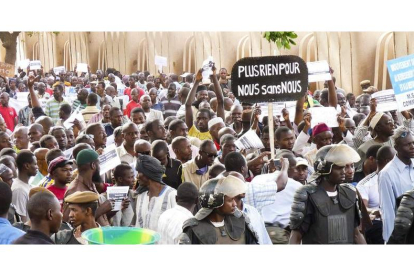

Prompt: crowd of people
[{"left": 1, "top": 61, "right": 414, "bottom": 245}]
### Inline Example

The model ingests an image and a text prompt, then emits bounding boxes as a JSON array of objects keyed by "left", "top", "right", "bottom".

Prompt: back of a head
[
  {"left": 0, "top": 181, "right": 12, "bottom": 215},
  {"left": 60, "top": 104, "right": 72, "bottom": 115},
  {"left": 27, "top": 192, "right": 57, "bottom": 224},
  {"left": 151, "top": 140, "right": 169, "bottom": 154},
  {"left": 176, "top": 182, "right": 199, "bottom": 204},
  {"left": 224, "top": 152, "right": 246, "bottom": 173},
  {"left": 87, "top": 93, "right": 98, "bottom": 106},
  {"left": 376, "top": 145, "right": 396, "bottom": 167},
  {"left": 209, "top": 164, "right": 226, "bottom": 179},
  {"left": 45, "top": 148, "right": 64, "bottom": 164},
  {"left": 366, "top": 144, "right": 382, "bottom": 160}
]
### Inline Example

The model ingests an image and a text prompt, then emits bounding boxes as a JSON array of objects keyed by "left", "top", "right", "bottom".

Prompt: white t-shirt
[
  {"left": 11, "top": 178, "right": 32, "bottom": 218},
  {"left": 157, "top": 205, "right": 194, "bottom": 244},
  {"left": 356, "top": 172, "right": 379, "bottom": 209}
]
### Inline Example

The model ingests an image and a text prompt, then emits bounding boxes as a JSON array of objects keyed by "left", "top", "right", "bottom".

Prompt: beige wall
[{"left": 2, "top": 31, "right": 413, "bottom": 96}]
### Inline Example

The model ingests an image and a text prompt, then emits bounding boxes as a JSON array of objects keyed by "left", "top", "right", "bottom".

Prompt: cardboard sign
[
  {"left": 371, "top": 90, "right": 398, "bottom": 112},
  {"left": 0, "top": 62, "right": 15, "bottom": 78},
  {"left": 99, "top": 144, "right": 121, "bottom": 174},
  {"left": 309, "top": 107, "right": 339, "bottom": 128},
  {"left": 29, "top": 60, "right": 41, "bottom": 70},
  {"left": 107, "top": 186, "right": 129, "bottom": 211},
  {"left": 53, "top": 66, "right": 66, "bottom": 75},
  {"left": 386, "top": 54, "right": 414, "bottom": 111},
  {"left": 307, "top": 60, "right": 331, "bottom": 82},
  {"left": 231, "top": 55, "right": 308, "bottom": 104}
]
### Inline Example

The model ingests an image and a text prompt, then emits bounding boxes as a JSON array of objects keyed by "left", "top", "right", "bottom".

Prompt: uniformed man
[
  {"left": 289, "top": 144, "right": 367, "bottom": 244},
  {"left": 179, "top": 175, "right": 258, "bottom": 244},
  {"left": 388, "top": 190, "right": 414, "bottom": 244},
  {"left": 52, "top": 191, "right": 100, "bottom": 244}
]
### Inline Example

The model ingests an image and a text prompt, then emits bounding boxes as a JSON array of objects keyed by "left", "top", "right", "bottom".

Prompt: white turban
[{"left": 369, "top": 112, "right": 385, "bottom": 129}]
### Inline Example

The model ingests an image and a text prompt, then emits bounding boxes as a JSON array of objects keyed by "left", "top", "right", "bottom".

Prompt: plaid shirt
[{"left": 244, "top": 172, "right": 280, "bottom": 213}]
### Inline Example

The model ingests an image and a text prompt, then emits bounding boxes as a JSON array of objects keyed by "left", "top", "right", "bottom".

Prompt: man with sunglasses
[
  {"left": 378, "top": 126, "right": 414, "bottom": 243},
  {"left": 182, "top": 140, "right": 217, "bottom": 189}
]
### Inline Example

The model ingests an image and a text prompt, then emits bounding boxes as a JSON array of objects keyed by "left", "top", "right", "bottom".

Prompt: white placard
[
  {"left": 64, "top": 147, "right": 74, "bottom": 159},
  {"left": 99, "top": 144, "right": 121, "bottom": 174},
  {"left": 77, "top": 63, "right": 88, "bottom": 73},
  {"left": 155, "top": 56, "right": 168, "bottom": 67},
  {"left": 309, "top": 107, "right": 339, "bottom": 128},
  {"left": 371, "top": 89, "right": 398, "bottom": 112},
  {"left": 29, "top": 60, "right": 41, "bottom": 70},
  {"left": 180, "top": 72, "right": 191, "bottom": 78},
  {"left": 63, "top": 107, "right": 84, "bottom": 129},
  {"left": 54, "top": 66, "right": 66, "bottom": 75},
  {"left": 107, "top": 186, "right": 129, "bottom": 211},
  {"left": 235, "top": 130, "right": 264, "bottom": 150},
  {"left": 307, "top": 60, "right": 331, "bottom": 83},
  {"left": 18, "top": 59, "right": 30, "bottom": 70},
  {"left": 202, "top": 56, "right": 214, "bottom": 83},
  {"left": 106, "top": 135, "right": 115, "bottom": 147}
]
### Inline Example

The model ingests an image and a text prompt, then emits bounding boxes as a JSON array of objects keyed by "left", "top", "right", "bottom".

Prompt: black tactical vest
[{"left": 302, "top": 184, "right": 357, "bottom": 244}]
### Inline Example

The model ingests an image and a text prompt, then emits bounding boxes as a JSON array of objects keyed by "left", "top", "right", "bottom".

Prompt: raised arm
[
  {"left": 327, "top": 67, "right": 337, "bottom": 107},
  {"left": 185, "top": 69, "right": 202, "bottom": 129},
  {"left": 211, "top": 64, "right": 225, "bottom": 120},
  {"left": 27, "top": 74, "right": 41, "bottom": 109},
  {"left": 294, "top": 95, "right": 306, "bottom": 126}
]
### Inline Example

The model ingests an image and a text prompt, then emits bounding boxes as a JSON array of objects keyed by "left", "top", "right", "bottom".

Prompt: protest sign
[
  {"left": 99, "top": 144, "right": 121, "bottom": 174},
  {"left": 63, "top": 147, "right": 74, "bottom": 160},
  {"left": 231, "top": 55, "right": 308, "bottom": 104},
  {"left": 307, "top": 60, "right": 331, "bottom": 82},
  {"left": 0, "top": 62, "right": 15, "bottom": 78},
  {"left": 371, "top": 90, "right": 398, "bottom": 112},
  {"left": 235, "top": 130, "right": 264, "bottom": 150},
  {"left": 106, "top": 135, "right": 115, "bottom": 147},
  {"left": 258, "top": 101, "right": 295, "bottom": 122},
  {"left": 76, "top": 63, "right": 88, "bottom": 73},
  {"left": 18, "top": 59, "right": 30, "bottom": 70},
  {"left": 180, "top": 72, "right": 191, "bottom": 78},
  {"left": 386, "top": 54, "right": 414, "bottom": 111},
  {"left": 63, "top": 107, "right": 84, "bottom": 129},
  {"left": 29, "top": 60, "right": 41, "bottom": 70},
  {"left": 155, "top": 56, "right": 167, "bottom": 73},
  {"left": 107, "top": 186, "right": 129, "bottom": 211},
  {"left": 9, "top": 92, "right": 29, "bottom": 113},
  {"left": 54, "top": 66, "right": 66, "bottom": 75},
  {"left": 309, "top": 107, "right": 339, "bottom": 128},
  {"left": 202, "top": 56, "right": 214, "bottom": 84}
]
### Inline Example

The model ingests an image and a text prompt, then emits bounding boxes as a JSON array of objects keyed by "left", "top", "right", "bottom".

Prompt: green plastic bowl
[{"left": 81, "top": 227, "right": 160, "bottom": 245}]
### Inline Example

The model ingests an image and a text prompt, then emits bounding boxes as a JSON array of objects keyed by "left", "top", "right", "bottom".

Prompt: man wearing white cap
[
  {"left": 179, "top": 175, "right": 258, "bottom": 244},
  {"left": 289, "top": 144, "right": 367, "bottom": 244},
  {"left": 356, "top": 110, "right": 394, "bottom": 172},
  {"left": 208, "top": 117, "right": 225, "bottom": 151}
]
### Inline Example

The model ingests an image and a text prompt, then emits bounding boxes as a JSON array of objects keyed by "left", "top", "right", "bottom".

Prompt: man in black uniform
[
  {"left": 289, "top": 144, "right": 367, "bottom": 244},
  {"left": 179, "top": 175, "right": 258, "bottom": 244},
  {"left": 388, "top": 190, "right": 414, "bottom": 244},
  {"left": 52, "top": 191, "right": 100, "bottom": 244}
]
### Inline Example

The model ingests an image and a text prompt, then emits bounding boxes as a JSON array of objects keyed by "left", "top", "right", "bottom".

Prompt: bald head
[
  {"left": 134, "top": 139, "right": 151, "bottom": 157},
  {"left": 35, "top": 116, "right": 54, "bottom": 135},
  {"left": 218, "top": 127, "right": 237, "bottom": 140}
]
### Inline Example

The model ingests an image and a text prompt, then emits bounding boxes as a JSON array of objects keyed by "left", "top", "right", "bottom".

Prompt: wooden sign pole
[{"left": 268, "top": 103, "right": 275, "bottom": 160}]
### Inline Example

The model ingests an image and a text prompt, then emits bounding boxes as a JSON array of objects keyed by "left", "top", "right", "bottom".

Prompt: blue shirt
[
  {"left": 378, "top": 156, "right": 414, "bottom": 242},
  {"left": 0, "top": 217, "right": 25, "bottom": 244}
]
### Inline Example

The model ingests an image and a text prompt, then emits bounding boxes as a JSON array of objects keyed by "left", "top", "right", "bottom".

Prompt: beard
[{"left": 92, "top": 169, "right": 102, "bottom": 183}]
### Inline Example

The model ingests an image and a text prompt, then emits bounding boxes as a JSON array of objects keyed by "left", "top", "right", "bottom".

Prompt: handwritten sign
[
  {"left": 387, "top": 54, "right": 414, "bottom": 111},
  {"left": 231, "top": 55, "right": 308, "bottom": 104},
  {"left": 307, "top": 60, "right": 331, "bottom": 82},
  {"left": 29, "top": 60, "right": 41, "bottom": 70},
  {"left": 99, "top": 144, "right": 121, "bottom": 174},
  {"left": 309, "top": 107, "right": 339, "bottom": 128},
  {"left": 0, "top": 62, "right": 15, "bottom": 78},
  {"left": 371, "top": 90, "right": 398, "bottom": 112}
]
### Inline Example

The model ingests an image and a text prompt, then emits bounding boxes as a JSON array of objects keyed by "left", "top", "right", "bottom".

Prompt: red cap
[{"left": 312, "top": 123, "right": 331, "bottom": 137}]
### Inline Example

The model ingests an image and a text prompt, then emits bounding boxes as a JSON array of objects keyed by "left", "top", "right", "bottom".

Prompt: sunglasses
[
  {"left": 137, "top": 151, "right": 151, "bottom": 155},
  {"left": 202, "top": 151, "right": 218, "bottom": 158}
]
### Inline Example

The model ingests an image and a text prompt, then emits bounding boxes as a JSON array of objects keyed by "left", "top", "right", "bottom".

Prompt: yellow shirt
[{"left": 188, "top": 125, "right": 212, "bottom": 141}]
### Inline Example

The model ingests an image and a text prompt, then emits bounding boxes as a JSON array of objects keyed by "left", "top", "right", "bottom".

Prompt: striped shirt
[
  {"left": 160, "top": 94, "right": 181, "bottom": 118},
  {"left": 45, "top": 98, "right": 68, "bottom": 124},
  {"left": 72, "top": 100, "right": 87, "bottom": 111}
]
